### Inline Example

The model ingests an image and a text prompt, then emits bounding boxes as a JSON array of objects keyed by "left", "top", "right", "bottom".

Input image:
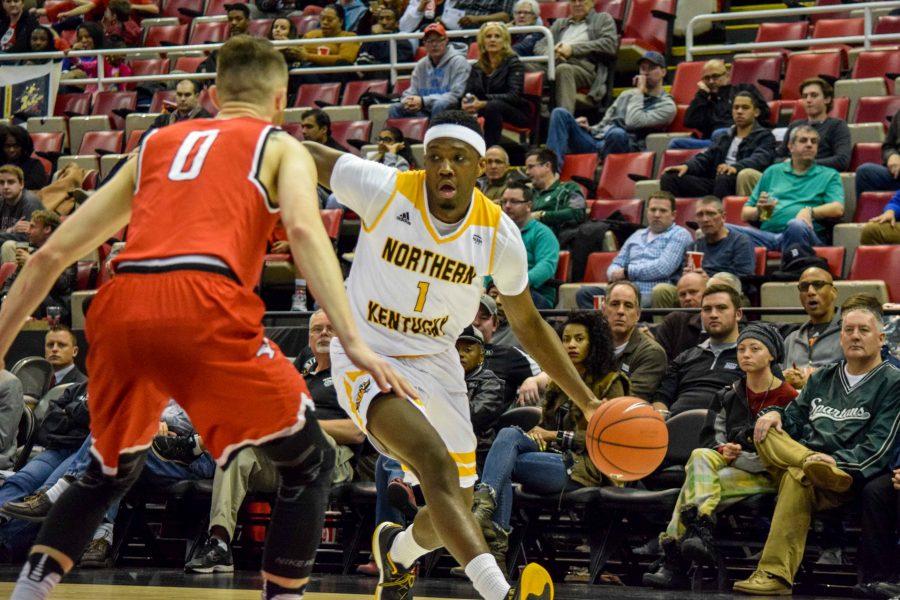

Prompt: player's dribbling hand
[
  {"left": 344, "top": 342, "right": 417, "bottom": 401},
  {"left": 753, "top": 411, "right": 782, "bottom": 444}
]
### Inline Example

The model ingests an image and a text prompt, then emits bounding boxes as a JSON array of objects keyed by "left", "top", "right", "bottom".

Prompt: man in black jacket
[
  {"left": 149, "top": 80, "right": 212, "bottom": 130},
  {"left": 661, "top": 90, "right": 775, "bottom": 199},
  {"left": 456, "top": 325, "right": 505, "bottom": 472},
  {"left": 670, "top": 59, "right": 733, "bottom": 150},
  {"left": 45, "top": 326, "right": 85, "bottom": 386}
]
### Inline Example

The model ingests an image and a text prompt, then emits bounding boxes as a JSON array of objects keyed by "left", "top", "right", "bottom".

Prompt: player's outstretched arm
[
  {"left": 301, "top": 141, "right": 348, "bottom": 189},
  {"left": 0, "top": 159, "right": 137, "bottom": 365},
  {"left": 276, "top": 137, "right": 416, "bottom": 401},
  {"left": 501, "top": 289, "right": 602, "bottom": 419}
]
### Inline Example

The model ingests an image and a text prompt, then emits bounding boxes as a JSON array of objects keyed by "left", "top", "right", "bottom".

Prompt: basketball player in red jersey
[{"left": 0, "top": 36, "right": 413, "bottom": 600}]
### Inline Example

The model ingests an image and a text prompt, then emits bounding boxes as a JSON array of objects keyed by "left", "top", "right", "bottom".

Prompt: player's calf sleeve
[
  {"left": 33, "top": 450, "right": 147, "bottom": 562},
  {"left": 259, "top": 409, "right": 335, "bottom": 581}
]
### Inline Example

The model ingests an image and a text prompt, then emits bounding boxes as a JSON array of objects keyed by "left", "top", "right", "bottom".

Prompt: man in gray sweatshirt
[
  {"left": 545, "top": 51, "right": 676, "bottom": 167},
  {"left": 389, "top": 22, "right": 470, "bottom": 120}
]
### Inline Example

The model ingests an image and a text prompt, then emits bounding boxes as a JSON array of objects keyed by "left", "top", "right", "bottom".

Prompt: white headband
[{"left": 423, "top": 124, "right": 487, "bottom": 157}]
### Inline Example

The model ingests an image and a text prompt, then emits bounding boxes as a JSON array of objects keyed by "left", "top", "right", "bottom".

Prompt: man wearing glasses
[
  {"left": 670, "top": 59, "right": 734, "bottom": 150},
  {"left": 781, "top": 267, "right": 842, "bottom": 390}
]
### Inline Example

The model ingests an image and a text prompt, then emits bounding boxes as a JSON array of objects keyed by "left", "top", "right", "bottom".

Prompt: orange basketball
[{"left": 586, "top": 396, "right": 668, "bottom": 482}]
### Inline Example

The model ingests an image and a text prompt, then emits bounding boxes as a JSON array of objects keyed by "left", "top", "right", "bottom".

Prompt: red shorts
[{"left": 85, "top": 270, "right": 310, "bottom": 475}]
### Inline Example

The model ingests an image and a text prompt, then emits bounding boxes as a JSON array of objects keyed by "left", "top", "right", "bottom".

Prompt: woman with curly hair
[{"left": 467, "top": 310, "right": 629, "bottom": 573}]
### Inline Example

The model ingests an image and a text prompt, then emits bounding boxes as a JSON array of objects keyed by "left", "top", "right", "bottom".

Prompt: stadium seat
[
  {"left": 124, "top": 129, "right": 144, "bottom": 153},
  {"left": 466, "top": 41, "right": 480, "bottom": 59},
  {"left": 0, "top": 262, "right": 17, "bottom": 290},
  {"left": 788, "top": 96, "right": 850, "bottom": 122},
  {"left": 502, "top": 70, "right": 543, "bottom": 143},
  {"left": 620, "top": 0, "right": 676, "bottom": 60},
  {"left": 810, "top": 18, "right": 865, "bottom": 62},
  {"left": 588, "top": 199, "right": 643, "bottom": 224},
  {"left": 753, "top": 246, "right": 766, "bottom": 276},
  {"left": 781, "top": 51, "right": 842, "bottom": 100},
  {"left": 539, "top": 2, "right": 569, "bottom": 22},
  {"left": 149, "top": 90, "right": 176, "bottom": 113},
  {"left": 130, "top": 58, "right": 168, "bottom": 78},
  {"left": 850, "top": 143, "right": 883, "bottom": 171},
  {"left": 723, "top": 195, "right": 749, "bottom": 226},
  {"left": 813, "top": 246, "right": 845, "bottom": 278},
  {"left": 172, "top": 55, "right": 208, "bottom": 73},
  {"left": 854, "top": 96, "right": 900, "bottom": 131},
  {"left": 330, "top": 120, "right": 372, "bottom": 154},
  {"left": 319, "top": 209, "right": 343, "bottom": 242},
  {"left": 848, "top": 49, "right": 900, "bottom": 94},
  {"left": 754, "top": 21, "right": 809, "bottom": 44},
  {"left": 560, "top": 153, "right": 599, "bottom": 197},
  {"left": 643, "top": 106, "right": 700, "bottom": 160},
  {"left": 188, "top": 20, "right": 228, "bottom": 45},
  {"left": 855, "top": 191, "right": 894, "bottom": 223},
  {"left": 849, "top": 245, "right": 900, "bottom": 302},
  {"left": 674, "top": 198, "right": 698, "bottom": 229},
  {"left": 203, "top": 0, "right": 229, "bottom": 15},
  {"left": 555, "top": 251, "right": 571, "bottom": 283},
  {"left": 341, "top": 80, "right": 389, "bottom": 106},
  {"left": 595, "top": 0, "right": 626, "bottom": 22},
  {"left": 582, "top": 252, "right": 618, "bottom": 283},
  {"left": 162, "top": 0, "right": 205, "bottom": 24},
  {"left": 248, "top": 18, "right": 273, "bottom": 37},
  {"left": 198, "top": 88, "right": 218, "bottom": 116},
  {"left": 29, "top": 132, "right": 64, "bottom": 154},
  {"left": 808, "top": 0, "right": 843, "bottom": 23},
  {"left": 78, "top": 130, "right": 124, "bottom": 155},
  {"left": 595, "top": 152, "right": 654, "bottom": 200},
  {"left": 292, "top": 14, "right": 320, "bottom": 35},
  {"left": 384, "top": 117, "right": 428, "bottom": 143},
  {"left": 54, "top": 92, "right": 91, "bottom": 117},
  {"left": 730, "top": 54, "right": 782, "bottom": 101},
  {"left": 669, "top": 61, "right": 706, "bottom": 106},
  {"left": 68, "top": 116, "right": 110, "bottom": 157},
  {"left": 92, "top": 91, "right": 137, "bottom": 130},
  {"left": 144, "top": 24, "right": 189, "bottom": 47},
  {"left": 293, "top": 82, "right": 341, "bottom": 108},
  {"left": 873, "top": 15, "right": 900, "bottom": 46},
  {"left": 656, "top": 148, "right": 703, "bottom": 177}
]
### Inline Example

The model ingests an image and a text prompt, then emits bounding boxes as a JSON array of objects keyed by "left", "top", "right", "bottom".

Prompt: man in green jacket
[
  {"left": 498, "top": 180, "right": 559, "bottom": 309},
  {"left": 736, "top": 303, "right": 900, "bottom": 596},
  {"left": 524, "top": 147, "right": 586, "bottom": 238}
]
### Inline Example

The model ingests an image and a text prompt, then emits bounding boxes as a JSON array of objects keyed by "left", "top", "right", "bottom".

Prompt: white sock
[
  {"left": 464, "top": 553, "right": 510, "bottom": 600},
  {"left": 11, "top": 555, "right": 62, "bottom": 600},
  {"left": 94, "top": 521, "right": 114, "bottom": 544},
  {"left": 45, "top": 477, "right": 71, "bottom": 503},
  {"left": 388, "top": 523, "right": 431, "bottom": 569}
]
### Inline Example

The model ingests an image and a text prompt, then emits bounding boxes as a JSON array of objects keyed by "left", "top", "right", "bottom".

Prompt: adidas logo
[
  {"left": 396, "top": 211, "right": 411, "bottom": 225},
  {"left": 472, "top": 234, "right": 483, "bottom": 245}
]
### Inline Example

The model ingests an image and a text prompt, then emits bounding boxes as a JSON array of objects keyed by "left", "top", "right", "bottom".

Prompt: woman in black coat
[
  {"left": 0, "top": 124, "right": 48, "bottom": 190},
  {"left": 461, "top": 22, "right": 530, "bottom": 147},
  {"left": 0, "top": 0, "right": 38, "bottom": 53}
]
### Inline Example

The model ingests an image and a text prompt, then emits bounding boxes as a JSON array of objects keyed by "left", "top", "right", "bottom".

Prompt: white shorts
[{"left": 330, "top": 338, "right": 478, "bottom": 488}]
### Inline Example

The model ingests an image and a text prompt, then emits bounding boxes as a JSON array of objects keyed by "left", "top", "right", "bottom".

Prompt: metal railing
[
  {"left": 0, "top": 25, "right": 555, "bottom": 92},
  {"left": 686, "top": 0, "right": 900, "bottom": 60}
]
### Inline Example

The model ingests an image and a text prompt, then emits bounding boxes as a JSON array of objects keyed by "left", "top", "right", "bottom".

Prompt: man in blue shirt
[{"left": 732, "top": 125, "right": 844, "bottom": 252}]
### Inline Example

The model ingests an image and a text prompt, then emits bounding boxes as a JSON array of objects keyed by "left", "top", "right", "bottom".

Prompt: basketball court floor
[{"left": 0, "top": 568, "right": 846, "bottom": 599}]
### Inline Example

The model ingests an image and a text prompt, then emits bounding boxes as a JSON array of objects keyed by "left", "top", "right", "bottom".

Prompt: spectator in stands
[
  {"left": 456, "top": 0, "right": 513, "bottom": 27},
  {"left": 0, "top": 0, "right": 39, "bottom": 53},
  {"left": 269, "top": 16, "right": 304, "bottom": 66},
  {"left": 197, "top": 3, "right": 251, "bottom": 75},
  {"left": 300, "top": 108, "right": 344, "bottom": 151},
  {"left": 773, "top": 78, "right": 851, "bottom": 173},
  {"left": 187, "top": 309, "right": 363, "bottom": 573},
  {"left": 456, "top": 325, "right": 505, "bottom": 470},
  {"left": 649, "top": 272, "right": 719, "bottom": 362},
  {"left": 45, "top": 325, "right": 86, "bottom": 385},
  {"left": 38, "top": 0, "right": 158, "bottom": 25},
  {"left": 0, "top": 124, "right": 48, "bottom": 190},
  {"left": 472, "top": 294, "right": 541, "bottom": 407},
  {"left": 652, "top": 283, "right": 744, "bottom": 417},
  {"left": 150, "top": 80, "right": 210, "bottom": 129},
  {"left": 366, "top": 126, "right": 414, "bottom": 170},
  {"left": 546, "top": 52, "right": 676, "bottom": 165},
  {"left": 397, "top": 0, "right": 447, "bottom": 33},
  {"left": 357, "top": 7, "right": 413, "bottom": 65},
  {"left": 607, "top": 191, "right": 693, "bottom": 305},
  {"left": 736, "top": 304, "right": 900, "bottom": 596},
  {"left": 23, "top": 25, "right": 68, "bottom": 60},
  {"left": 0, "top": 164, "right": 42, "bottom": 247},
  {"left": 1, "top": 210, "right": 76, "bottom": 320},
  {"left": 661, "top": 90, "right": 775, "bottom": 199},
  {"left": 670, "top": 59, "right": 733, "bottom": 150},
  {"left": 390, "top": 22, "right": 469, "bottom": 120},
  {"left": 860, "top": 189, "right": 900, "bottom": 245},
  {"left": 476, "top": 146, "right": 526, "bottom": 202},
  {"left": 531, "top": 0, "right": 617, "bottom": 114},
  {"left": 781, "top": 266, "right": 842, "bottom": 390},
  {"left": 604, "top": 280, "right": 667, "bottom": 401},
  {"left": 298, "top": 4, "right": 361, "bottom": 82},
  {"left": 734, "top": 125, "right": 845, "bottom": 253},
  {"left": 650, "top": 269, "right": 707, "bottom": 312},
  {"left": 59, "top": 22, "right": 104, "bottom": 85},
  {"left": 101, "top": 0, "right": 141, "bottom": 47},
  {"left": 339, "top": 0, "right": 373, "bottom": 34},
  {"left": 0, "top": 369, "right": 23, "bottom": 472},
  {"left": 856, "top": 108, "right": 900, "bottom": 198},
  {"left": 644, "top": 322, "right": 796, "bottom": 589},
  {"left": 497, "top": 180, "right": 559, "bottom": 308},
  {"left": 462, "top": 22, "right": 529, "bottom": 147},
  {"left": 510, "top": 0, "right": 542, "bottom": 57},
  {"left": 471, "top": 310, "right": 629, "bottom": 573},
  {"left": 523, "top": 147, "right": 586, "bottom": 241}
]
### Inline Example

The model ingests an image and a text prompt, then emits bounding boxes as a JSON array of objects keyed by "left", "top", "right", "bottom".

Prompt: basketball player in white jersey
[{"left": 304, "top": 110, "right": 601, "bottom": 600}]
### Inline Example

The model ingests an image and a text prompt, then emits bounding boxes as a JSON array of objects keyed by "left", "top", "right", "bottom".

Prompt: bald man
[
  {"left": 475, "top": 146, "right": 527, "bottom": 202},
  {"left": 651, "top": 270, "right": 708, "bottom": 310},
  {"left": 781, "top": 266, "right": 842, "bottom": 389},
  {"left": 670, "top": 59, "right": 733, "bottom": 149}
]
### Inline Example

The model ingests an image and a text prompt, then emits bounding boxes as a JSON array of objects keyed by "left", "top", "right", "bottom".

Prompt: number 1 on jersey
[{"left": 414, "top": 281, "right": 430, "bottom": 312}]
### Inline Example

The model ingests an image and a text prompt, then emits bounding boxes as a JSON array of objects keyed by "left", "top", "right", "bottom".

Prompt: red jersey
[{"left": 116, "top": 117, "right": 281, "bottom": 288}]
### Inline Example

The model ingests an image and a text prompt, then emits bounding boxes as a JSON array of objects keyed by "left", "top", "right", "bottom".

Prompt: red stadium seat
[
  {"left": 873, "top": 15, "right": 900, "bottom": 46},
  {"left": 560, "top": 153, "right": 598, "bottom": 197},
  {"left": 595, "top": 152, "right": 654, "bottom": 200},
  {"left": 204, "top": 0, "right": 229, "bottom": 15},
  {"left": 788, "top": 96, "right": 850, "bottom": 122},
  {"left": 149, "top": 89, "right": 176, "bottom": 113},
  {"left": 674, "top": 197, "right": 699, "bottom": 229},
  {"left": 813, "top": 246, "right": 844, "bottom": 278},
  {"left": 754, "top": 21, "right": 809, "bottom": 44},
  {"left": 144, "top": 24, "right": 189, "bottom": 47},
  {"left": 393, "top": 79, "right": 411, "bottom": 96},
  {"left": 582, "top": 252, "right": 618, "bottom": 283},
  {"left": 850, "top": 143, "right": 883, "bottom": 171},
  {"left": 753, "top": 246, "right": 766, "bottom": 276},
  {"left": 189, "top": 20, "right": 228, "bottom": 45},
  {"left": 0, "top": 263, "right": 16, "bottom": 289},
  {"left": 810, "top": 18, "right": 864, "bottom": 61},
  {"left": 76, "top": 261, "right": 96, "bottom": 291},
  {"left": 466, "top": 42, "right": 480, "bottom": 59},
  {"left": 657, "top": 148, "right": 703, "bottom": 177},
  {"left": 731, "top": 54, "right": 783, "bottom": 101},
  {"left": 539, "top": 2, "right": 570, "bottom": 22},
  {"left": 30, "top": 132, "right": 64, "bottom": 154},
  {"left": 319, "top": 209, "right": 343, "bottom": 242},
  {"left": 124, "top": 129, "right": 144, "bottom": 153},
  {"left": 130, "top": 58, "right": 168, "bottom": 78},
  {"left": 855, "top": 192, "right": 894, "bottom": 223},
  {"left": 172, "top": 55, "right": 208, "bottom": 73},
  {"left": 620, "top": 0, "right": 675, "bottom": 55},
  {"left": 78, "top": 130, "right": 124, "bottom": 155},
  {"left": 330, "top": 120, "right": 372, "bottom": 153},
  {"left": 595, "top": 0, "right": 625, "bottom": 22},
  {"left": 162, "top": 0, "right": 205, "bottom": 24},
  {"left": 669, "top": 61, "right": 706, "bottom": 106},
  {"left": 301, "top": 4, "right": 322, "bottom": 16},
  {"left": 589, "top": 199, "right": 643, "bottom": 224},
  {"left": 855, "top": 96, "right": 900, "bottom": 131},
  {"left": 665, "top": 104, "right": 701, "bottom": 136},
  {"left": 342, "top": 79, "right": 389, "bottom": 106},
  {"left": 723, "top": 195, "right": 749, "bottom": 226},
  {"left": 292, "top": 14, "right": 320, "bottom": 35},
  {"left": 502, "top": 70, "right": 543, "bottom": 143},
  {"left": 248, "top": 18, "right": 274, "bottom": 37},
  {"left": 555, "top": 251, "right": 571, "bottom": 282},
  {"left": 198, "top": 88, "right": 219, "bottom": 116},
  {"left": 781, "top": 51, "right": 842, "bottom": 100},
  {"left": 293, "top": 82, "right": 341, "bottom": 108},
  {"left": 852, "top": 50, "right": 900, "bottom": 94},
  {"left": 849, "top": 245, "right": 900, "bottom": 302},
  {"left": 54, "top": 92, "right": 91, "bottom": 117},
  {"left": 384, "top": 117, "right": 428, "bottom": 143},
  {"left": 92, "top": 91, "right": 137, "bottom": 130}
]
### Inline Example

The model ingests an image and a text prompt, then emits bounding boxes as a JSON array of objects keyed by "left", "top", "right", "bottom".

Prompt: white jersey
[{"left": 331, "top": 154, "right": 529, "bottom": 357}]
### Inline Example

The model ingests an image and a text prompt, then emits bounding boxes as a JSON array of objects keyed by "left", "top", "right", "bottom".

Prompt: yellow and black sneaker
[
  {"left": 372, "top": 522, "right": 416, "bottom": 600},
  {"left": 508, "top": 563, "right": 554, "bottom": 599}
]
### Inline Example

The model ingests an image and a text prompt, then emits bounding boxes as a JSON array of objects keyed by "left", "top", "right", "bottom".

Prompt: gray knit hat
[{"left": 737, "top": 322, "right": 784, "bottom": 364}]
